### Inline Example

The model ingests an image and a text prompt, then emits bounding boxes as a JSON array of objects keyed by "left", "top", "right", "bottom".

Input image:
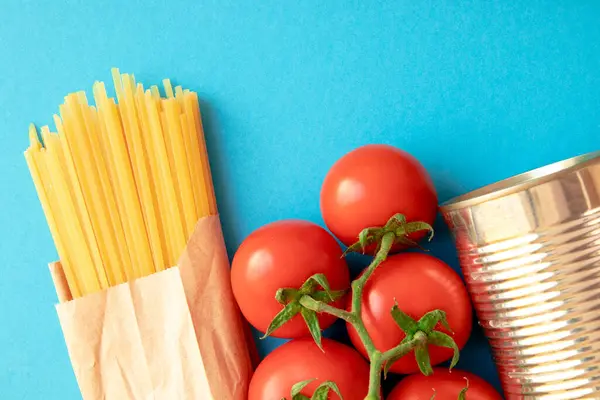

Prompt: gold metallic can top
[{"left": 440, "top": 151, "right": 600, "bottom": 212}]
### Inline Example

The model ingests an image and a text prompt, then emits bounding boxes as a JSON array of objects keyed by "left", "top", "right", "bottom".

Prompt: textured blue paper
[{"left": 1, "top": 1, "right": 599, "bottom": 398}]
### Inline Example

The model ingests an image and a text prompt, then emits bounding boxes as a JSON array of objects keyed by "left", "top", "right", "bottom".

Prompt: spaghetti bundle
[
  {"left": 24, "top": 70, "right": 253, "bottom": 399},
  {"left": 25, "top": 69, "right": 215, "bottom": 298}
]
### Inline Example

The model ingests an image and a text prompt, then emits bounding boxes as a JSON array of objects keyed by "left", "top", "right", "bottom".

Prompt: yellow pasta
[
  {"left": 25, "top": 132, "right": 82, "bottom": 298},
  {"left": 25, "top": 70, "right": 217, "bottom": 299},
  {"left": 140, "top": 91, "right": 178, "bottom": 267},
  {"left": 175, "top": 86, "right": 185, "bottom": 109},
  {"left": 150, "top": 85, "right": 161, "bottom": 100},
  {"left": 182, "top": 93, "right": 210, "bottom": 218},
  {"left": 144, "top": 90, "right": 187, "bottom": 265},
  {"left": 113, "top": 71, "right": 165, "bottom": 276},
  {"left": 57, "top": 100, "right": 109, "bottom": 289},
  {"left": 53, "top": 113, "right": 105, "bottom": 285},
  {"left": 43, "top": 134, "right": 104, "bottom": 294},
  {"left": 75, "top": 92, "right": 127, "bottom": 286},
  {"left": 164, "top": 97, "right": 197, "bottom": 237},
  {"left": 160, "top": 108, "right": 185, "bottom": 226},
  {"left": 163, "top": 79, "right": 175, "bottom": 98},
  {"left": 189, "top": 92, "right": 218, "bottom": 213},
  {"left": 96, "top": 80, "right": 152, "bottom": 280},
  {"left": 133, "top": 83, "right": 169, "bottom": 271},
  {"left": 92, "top": 85, "right": 137, "bottom": 280},
  {"left": 85, "top": 107, "right": 128, "bottom": 284},
  {"left": 113, "top": 99, "right": 155, "bottom": 278}
]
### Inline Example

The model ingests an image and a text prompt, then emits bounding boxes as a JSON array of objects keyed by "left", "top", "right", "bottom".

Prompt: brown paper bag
[{"left": 50, "top": 215, "right": 253, "bottom": 400}]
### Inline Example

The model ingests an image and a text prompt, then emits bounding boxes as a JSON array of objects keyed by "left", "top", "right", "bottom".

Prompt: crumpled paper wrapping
[{"left": 50, "top": 215, "right": 253, "bottom": 400}]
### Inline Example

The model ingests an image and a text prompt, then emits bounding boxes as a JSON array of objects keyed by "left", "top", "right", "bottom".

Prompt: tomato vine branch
[
  {"left": 299, "top": 296, "right": 355, "bottom": 323},
  {"left": 381, "top": 331, "right": 427, "bottom": 363},
  {"left": 348, "top": 230, "right": 396, "bottom": 358},
  {"left": 264, "top": 214, "right": 459, "bottom": 400}
]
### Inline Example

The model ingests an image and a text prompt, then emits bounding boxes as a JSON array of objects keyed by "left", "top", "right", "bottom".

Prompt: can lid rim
[{"left": 440, "top": 150, "right": 600, "bottom": 212}]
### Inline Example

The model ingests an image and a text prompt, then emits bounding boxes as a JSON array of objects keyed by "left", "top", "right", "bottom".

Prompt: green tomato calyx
[
  {"left": 261, "top": 273, "right": 346, "bottom": 350},
  {"left": 281, "top": 379, "right": 344, "bottom": 400},
  {"left": 383, "top": 305, "right": 460, "bottom": 378},
  {"left": 343, "top": 214, "right": 434, "bottom": 257}
]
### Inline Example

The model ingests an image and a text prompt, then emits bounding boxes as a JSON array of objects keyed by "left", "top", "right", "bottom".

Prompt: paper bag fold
[{"left": 177, "top": 215, "right": 253, "bottom": 399}]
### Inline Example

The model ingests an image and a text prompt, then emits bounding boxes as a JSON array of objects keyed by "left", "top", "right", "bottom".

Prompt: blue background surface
[{"left": 1, "top": 1, "right": 600, "bottom": 398}]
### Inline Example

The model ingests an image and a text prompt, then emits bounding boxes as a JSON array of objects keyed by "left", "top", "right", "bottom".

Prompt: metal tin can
[{"left": 440, "top": 152, "right": 600, "bottom": 399}]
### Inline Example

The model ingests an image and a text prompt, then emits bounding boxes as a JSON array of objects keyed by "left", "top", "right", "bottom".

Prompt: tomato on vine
[
  {"left": 248, "top": 338, "right": 370, "bottom": 400},
  {"left": 388, "top": 368, "right": 502, "bottom": 400},
  {"left": 346, "top": 252, "right": 472, "bottom": 375},
  {"left": 320, "top": 144, "right": 437, "bottom": 251},
  {"left": 231, "top": 220, "right": 350, "bottom": 339},
  {"left": 235, "top": 143, "right": 484, "bottom": 400}
]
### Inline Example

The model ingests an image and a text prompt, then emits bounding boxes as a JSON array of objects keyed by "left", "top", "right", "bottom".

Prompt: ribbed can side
[{"left": 441, "top": 154, "right": 600, "bottom": 399}]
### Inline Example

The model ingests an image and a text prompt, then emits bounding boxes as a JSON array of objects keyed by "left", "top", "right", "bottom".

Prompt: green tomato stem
[
  {"left": 351, "top": 232, "right": 396, "bottom": 357},
  {"left": 299, "top": 296, "right": 355, "bottom": 323},
  {"left": 297, "top": 231, "right": 398, "bottom": 400},
  {"left": 382, "top": 331, "right": 427, "bottom": 363},
  {"left": 354, "top": 232, "right": 395, "bottom": 399},
  {"left": 365, "top": 351, "right": 383, "bottom": 400}
]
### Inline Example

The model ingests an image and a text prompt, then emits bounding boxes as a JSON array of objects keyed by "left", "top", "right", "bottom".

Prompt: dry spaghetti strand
[
  {"left": 25, "top": 129, "right": 82, "bottom": 298},
  {"left": 25, "top": 70, "right": 218, "bottom": 299}
]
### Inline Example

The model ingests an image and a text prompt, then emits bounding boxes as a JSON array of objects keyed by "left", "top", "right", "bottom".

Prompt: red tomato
[
  {"left": 231, "top": 220, "right": 350, "bottom": 338},
  {"left": 347, "top": 252, "right": 472, "bottom": 374},
  {"left": 320, "top": 144, "right": 437, "bottom": 248},
  {"left": 249, "top": 338, "right": 370, "bottom": 400},
  {"left": 388, "top": 368, "right": 503, "bottom": 400}
]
